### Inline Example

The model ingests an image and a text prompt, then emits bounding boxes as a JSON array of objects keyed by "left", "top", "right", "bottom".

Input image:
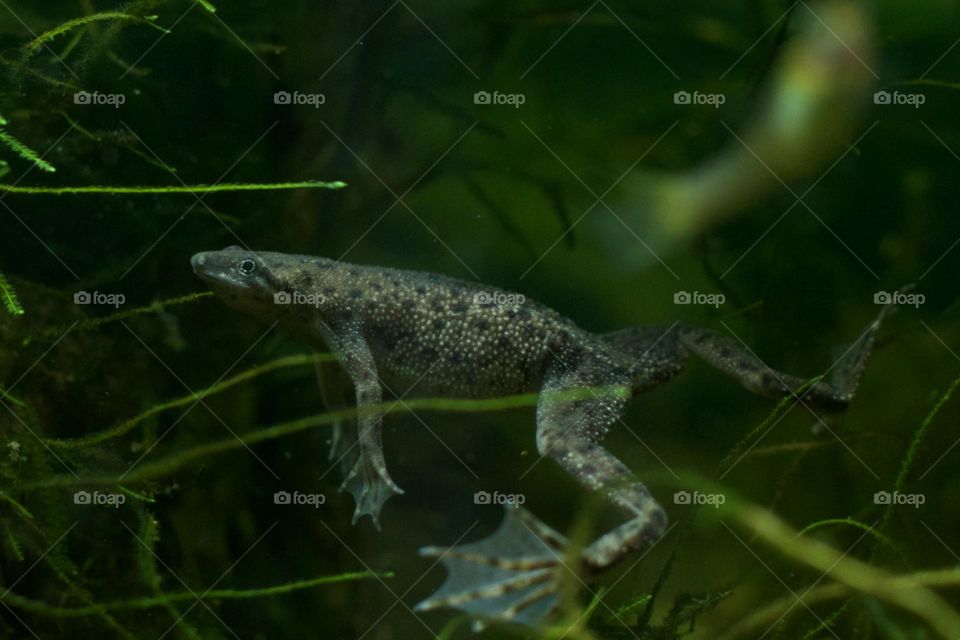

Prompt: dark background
[{"left": 1, "top": 1, "right": 959, "bottom": 638}]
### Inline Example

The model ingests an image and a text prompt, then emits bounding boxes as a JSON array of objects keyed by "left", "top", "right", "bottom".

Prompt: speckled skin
[
  {"left": 196, "top": 249, "right": 620, "bottom": 395},
  {"left": 192, "top": 246, "right": 887, "bottom": 629},
  {"left": 316, "top": 265, "right": 583, "bottom": 399}
]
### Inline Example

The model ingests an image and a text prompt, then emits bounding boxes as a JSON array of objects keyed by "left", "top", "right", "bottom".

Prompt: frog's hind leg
[
  {"left": 604, "top": 305, "right": 890, "bottom": 411},
  {"left": 417, "top": 354, "right": 666, "bottom": 629},
  {"left": 677, "top": 303, "right": 891, "bottom": 412},
  {"left": 600, "top": 324, "right": 689, "bottom": 391},
  {"left": 533, "top": 360, "right": 669, "bottom": 574}
]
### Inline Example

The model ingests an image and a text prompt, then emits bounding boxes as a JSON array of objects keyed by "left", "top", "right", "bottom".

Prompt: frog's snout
[{"left": 190, "top": 252, "right": 207, "bottom": 274}]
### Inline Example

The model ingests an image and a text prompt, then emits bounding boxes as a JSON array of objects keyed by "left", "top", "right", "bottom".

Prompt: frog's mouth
[{"left": 191, "top": 252, "right": 250, "bottom": 292}]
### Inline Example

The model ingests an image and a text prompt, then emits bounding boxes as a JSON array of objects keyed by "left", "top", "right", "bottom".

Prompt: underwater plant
[{"left": 1, "top": 1, "right": 959, "bottom": 639}]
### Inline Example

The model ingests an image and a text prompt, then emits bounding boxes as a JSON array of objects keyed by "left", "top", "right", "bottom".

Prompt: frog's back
[{"left": 333, "top": 263, "right": 586, "bottom": 397}]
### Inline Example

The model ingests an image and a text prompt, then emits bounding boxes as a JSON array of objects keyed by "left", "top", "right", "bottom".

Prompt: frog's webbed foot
[
  {"left": 339, "top": 452, "right": 403, "bottom": 530},
  {"left": 316, "top": 358, "right": 394, "bottom": 524},
  {"left": 326, "top": 408, "right": 401, "bottom": 529},
  {"left": 416, "top": 506, "right": 568, "bottom": 631}
]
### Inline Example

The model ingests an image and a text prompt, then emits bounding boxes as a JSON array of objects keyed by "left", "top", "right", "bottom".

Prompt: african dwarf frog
[{"left": 192, "top": 247, "right": 885, "bottom": 629}]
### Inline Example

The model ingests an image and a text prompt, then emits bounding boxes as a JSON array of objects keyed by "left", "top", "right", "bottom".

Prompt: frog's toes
[
  {"left": 339, "top": 456, "right": 403, "bottom": 530},
  {"left": 415, "top": 506, "right": 568, "bottom": 630}
]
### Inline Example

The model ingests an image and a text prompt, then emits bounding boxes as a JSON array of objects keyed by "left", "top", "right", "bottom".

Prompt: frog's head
[{"left": 191, "top": 246, "right": 297, "bottom": 322}]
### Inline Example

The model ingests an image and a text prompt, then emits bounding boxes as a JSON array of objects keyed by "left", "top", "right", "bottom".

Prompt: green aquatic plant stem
[
  {"left": 0, "top": 491, "right": 34, "bottom": 520},
  {"left": 31, "top": 385, "right": 629, "bottom": 488},
  {"left": 727, "top": 497, "right": 960, "bottom": 640},
  {"left": 0, "top": 271, "right": 25, "bottom": 315},
  {"left": 641, "top": 470, "right": 960, "bottom": 639},
  {"left": 638, "top": 378, "right": 821, "bottom": 625},
  {"left": 0, "top": 571, "right": 389, "bottom": 617},
  {"left": 45, "top": 352, "right": 336, "bottom": 447},
  {"left": 714, "top": 377, "right": 822, "bottom": 476},
  {"left": 3, "top": 527, "right": 24, "bottom": 561},
  {"left": 0, "top": 180, "right": 347, "bottom": 195},
  {"left": 796, "top": 518, "right": 896, "bottom": 552},
  {"left": 45, "top": 559, "right": 137, "bottom": 639},
  {"left": 0, "top": 128, "right": 56, "bottom": 173},
  {"left": 718, "top": 567, "right": 960, "bottom": 640},
  {"left": 875, "top": 372, "right": 960, "bottom": 550},
  {"left": 132, "top": 513, "right": 200, "bottom": 640},
  {"left": 893, "top": 78, "right": 960, "bottom": 91},
  {"left": 34, "top": 291, "right": 213, "bottom": 342},
  {"left": 23, "top": 11, "right": 168, "bottom": 54}
]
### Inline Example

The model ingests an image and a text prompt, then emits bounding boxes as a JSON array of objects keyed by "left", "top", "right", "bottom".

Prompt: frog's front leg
[
  {"left": 417, "top": 355, "right": 662, "bottom": 628},
  {"left": 322, "top": 322, "right": 403, "bottom": 530}
]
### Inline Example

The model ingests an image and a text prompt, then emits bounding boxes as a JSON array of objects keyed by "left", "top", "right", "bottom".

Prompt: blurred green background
[{"left": 1, "top": 1, "right": 959, "bottom": 638}]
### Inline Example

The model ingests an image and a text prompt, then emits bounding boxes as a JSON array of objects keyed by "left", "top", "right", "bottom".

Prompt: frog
[{"left": 191, "top": 246, "right": 888, "bottom": 630}]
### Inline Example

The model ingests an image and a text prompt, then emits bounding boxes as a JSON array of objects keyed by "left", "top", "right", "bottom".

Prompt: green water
[{"left": 1, "top": 1, "right": 959, "bottom": 638}]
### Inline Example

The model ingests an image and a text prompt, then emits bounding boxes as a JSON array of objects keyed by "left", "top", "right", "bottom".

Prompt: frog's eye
[{"left": 238, "top": 259, "right": 257, "bottom": 275}]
